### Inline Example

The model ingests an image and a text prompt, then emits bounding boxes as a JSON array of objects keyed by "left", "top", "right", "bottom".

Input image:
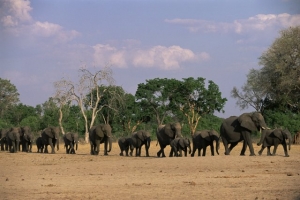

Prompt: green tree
[
  {"left": 172, "top": 77, "right": 227, "bottom": 134},
  {"left": 0, "top": 78, "right": 19, "bottom": 118},
  {"left": 259, "top": 26, "right": 300, "bottom": 112},
  {"left": 135, "top": 78, "right": 181, "bottom": 125}
]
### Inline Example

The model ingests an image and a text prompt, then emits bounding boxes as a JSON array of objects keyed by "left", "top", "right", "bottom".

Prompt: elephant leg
[
  {"left": 169, "top": 147, "right": 175, "bottom": 157},
  {"left": 96, "top": 140, "right": 100, "bottom": 155},
  {"left": 90, "top": 143, "right": 94, "bottom": 155},
  {"left": 202, "top": 147, "right": 207, "bottom": 156},
  {"left": 191, "top": 146, "right": 196, "bottom": 157},
  {"left": 198, "top": 148, "right": 201, "bottom": 156},
  {"left": 210, "top": 143, "right": 215, "bottom": 156},
  {"left": 242, "top": 131, "right": 255, "bottom": 156},
  {"left": 222, "top": 139, "right": 231, "bottom": 155},
  {"left": 44, "top": 145, "right": 49, "bottom": 153},
  {"left": 272, "top": 144, "right": 279, "bottom": 156},
  {"left": 282, "top": 143, "right": 289, "bottom": 157},
  {"left": 240, "top": 140, "right": 247, "bottom": 156},
  {"left": 258, "top": 146, "right": 265, "bottom": 155},
  {"left": 157, "top": 144, "right": 166, "bottom": 157},
  {"left": 145, "top": 145, "right": 150, "bottom": 157},
  {"left": 228, "top": 142, "right": 238, "bottom": 154},
  {"left": 267, "top": 146, "right": 272, "bottom": 156},
  {"left": 184, "top": 148, "right": 187, "bottom": 157}
]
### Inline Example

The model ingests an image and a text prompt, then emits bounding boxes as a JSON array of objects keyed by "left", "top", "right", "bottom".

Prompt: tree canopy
[
  {"left": 0, "top": 78, "right": 19, "bottom": 118},
  {"left": 232, "top": 26, "right": 300, "bottom": 114}
]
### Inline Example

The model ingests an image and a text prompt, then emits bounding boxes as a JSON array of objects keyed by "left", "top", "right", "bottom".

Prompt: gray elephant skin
[
  {"left": 170, "top": 137, "right": 191, "bottom": 157},
  {"left": 0, "top": 128, "right": 9, "bottom": 151},
  {"left": 258, "top": 128, "right": 292, "bottom": 157},
  {"left": 156, "top": 122, "right": 182, "bottom": 157},
  {"left": 20, "top": 126, "right": 33, "bottom": 152},
  {"left": 130, "top": 130, "right": 151, "bottom": 157},
  {"left": 63, "top": 132, "right": 79, "bottom": 154},
  {"left": 89, "top": 124, "right": 112, "bottom": 155},
  {"left": 36, "top": 136, "right": 44, "bottom": 153},
  {"left": 41, "top": 126, "right": 60, "bottom": 154},
  {"left": 118, "top": 137, "right": 132, "bottom": 156},
  {"left": 191, "top": 130, "right": 220, "bottom": 157},
  {"left": 220, "top": 112, "right": 268, "bottom": 156},
  {"left": 6, "top": 127, "right": 21, "bottom": 153}
]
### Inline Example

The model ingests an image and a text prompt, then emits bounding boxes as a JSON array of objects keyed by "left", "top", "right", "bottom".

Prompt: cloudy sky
[{"left": 1, "top": 0, "right": 300, "bottom": 118}]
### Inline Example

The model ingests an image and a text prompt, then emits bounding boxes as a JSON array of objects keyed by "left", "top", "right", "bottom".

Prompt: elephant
[
  {"left": 191, "top": 130, "right": 220, "bottom": 157},
  {"left": 20, "top": 126, "right": 33, "bottom": 152},
  {"left": 293, "top": 132, "right": 300, "bottom": 144},
  {"left": 118, "top": 137, "right": 132, "bottom": 156},
  {"left": 258, "top": 128, "right": 292, "bottom": 157},
  {"left": 36, "top": 136, "right": 44, "bottom": 153},
  {"left": 0, "top": 128, "right": 9, "bottom": 151},
  {"left": 156, "top": 122, "right": 182, "bottom": 157},
  {"left": 219, "top": 112, "right": 268, "bottom": 156},
  {"left": 63, "top": 132, "right": 79, "bottom": 154},
  {"left": 89, "top": 124, "right": 112, "bottom": 155},
  {"left": 6, "top": 127, "right": 21, "bottom": 153},
  {"left": 129, "top": 130, "right": 151, "bottom": 157},
  {"left": 169, "top": 137, "right": 191, "bottom": 157},
  {"left": 41, "top": 126, "right": 60, "bottom": 154}
]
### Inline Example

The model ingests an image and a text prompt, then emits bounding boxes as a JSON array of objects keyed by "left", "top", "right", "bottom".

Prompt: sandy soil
[{"left": 1, "top": 141, "right": 300, "bottom": 200}]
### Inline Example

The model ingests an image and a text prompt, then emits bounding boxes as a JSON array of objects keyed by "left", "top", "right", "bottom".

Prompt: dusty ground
[{"left": 1, "top": 141, "right": 300, "bottom": 200}]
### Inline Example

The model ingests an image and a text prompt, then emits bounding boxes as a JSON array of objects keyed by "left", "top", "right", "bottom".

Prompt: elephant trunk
[
  {"left": 188, "top": 144, "right": 191, "bottom": 154},
  {"left": 107, "top": 137, "right": 112, "bottom": 152}
]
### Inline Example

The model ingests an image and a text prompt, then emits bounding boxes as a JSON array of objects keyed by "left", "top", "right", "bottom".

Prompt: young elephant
[
  {"left": 169, "top": 137, "right": 191, "bottom": 157},
  {"left": 63, "top": 132, "right": 79, "bottom": 154},
  {"left": 130, "top": 130, "right": 151, "bottom": 157},
  {"left": 191, "top": 130, "right": 220, "bottom": 157},
  {"left": 36, "top": 136, "right": 44, "bottom": 153},
  {"left": 258, "top": 128, "right": 292, "bottom": 157},
  {"left": 118, "top": 137, "right": 132, "bottom": 156}
]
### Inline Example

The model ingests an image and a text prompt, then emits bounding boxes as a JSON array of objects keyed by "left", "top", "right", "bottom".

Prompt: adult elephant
[
  {"left": 191, "top": 130, "right": 220, "bottom": 157},
  {"left": 41, "top": 126, "right": 60, "bottom": 154},
  {"left": 0, "top": 128, "right": 9, "bottom": 151},
  {"left": 130, "top": 130, "right": 151, "bottom": 157},
  {"left": 6, "top": 127, "right": 21, "bottom": 153},
  {"left": 220, "top": 112, "right": 268, "bottom": 156},
  {"left": 258, "top": 128, "right": 292, "bottom": 157},
  {"left": 169, "top": 137, "right": 191, "bottom": 157},
  {"left": 156, "top": 122, "right": 182, "bottom": 157},
  {"left": 89, "top": 124, "right": 112, "bottom": 155},
  {"left": 20, "top": 126, "right": 33, "bottom": 152},
  {"left": 63, "top": 132, "right": 79, "bottom": 154}
]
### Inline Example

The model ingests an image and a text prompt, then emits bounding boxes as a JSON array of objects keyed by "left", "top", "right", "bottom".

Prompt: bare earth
[{"left": 1, "top": 141, "right": 300, "bottom": 200}]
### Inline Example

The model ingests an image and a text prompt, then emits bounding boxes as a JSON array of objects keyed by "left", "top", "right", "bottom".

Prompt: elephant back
[{"left": 64, "top": 132, "right": 73, "bottom": 141}]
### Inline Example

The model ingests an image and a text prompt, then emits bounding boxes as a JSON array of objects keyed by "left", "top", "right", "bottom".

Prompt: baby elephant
[
  {"left": 258, "top": 128, "right": 292, "bottom": 157},
  {"left": 63, "top": 132, "right": 79, "bottom": 154},
  {"left": 118, "top": 137, "right": 132, "bottom": 156},
  {"left": 36, "top": 136, "right": 44, "bottom": 153},
  {"left": 169, "top": 137, "right": 191, "bottom": 157}
]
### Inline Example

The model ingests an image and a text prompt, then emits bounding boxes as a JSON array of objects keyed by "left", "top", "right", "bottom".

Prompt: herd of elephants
[{"left": 0, "top": 112, "right": 294, "bottom": 157}]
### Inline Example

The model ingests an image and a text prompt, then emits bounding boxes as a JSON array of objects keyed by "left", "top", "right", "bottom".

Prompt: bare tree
[
  {"left": 231, "top": 69, "right": 268, "bottom": 112},
  {"left": 54, "top": 66, "right": 115, "bottom": 142}
]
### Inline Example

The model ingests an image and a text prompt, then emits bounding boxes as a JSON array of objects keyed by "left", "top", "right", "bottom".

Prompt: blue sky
[{"left": 1, "top": 0, "right": 300, "bottom": 118}]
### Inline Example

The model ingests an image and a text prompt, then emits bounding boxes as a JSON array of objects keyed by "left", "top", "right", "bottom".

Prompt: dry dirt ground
[{"left": 1, "top": 141, "right": 300, "bottom": 200}]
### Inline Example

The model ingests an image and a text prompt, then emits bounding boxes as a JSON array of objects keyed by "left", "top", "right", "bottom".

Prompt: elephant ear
[
  {"left": 95, "top": 125, "right": 104, "bottom": 137},
  {"left": 179, "top": 138, "right": 185, "bottom": 149},
  {"left": 238, "top": 113, "right": 257, "bottom": 131},
  {"left": 273, "top": 129, "right": 284, "bottom": 140},
  {"left": 65, "top": 132, "right": 73, "bottom": 141},
  {"left": 136, "top": 131, "right": 145, "bottom": 141},
  {"left": 202, "top": 131, "right": 212, "bottom": 141},
  {"left": 44, "top": 128, "right": 54, "bottom": 138},
  {"left": 164, "top": 124, "right": 175, "bottom": 138}
]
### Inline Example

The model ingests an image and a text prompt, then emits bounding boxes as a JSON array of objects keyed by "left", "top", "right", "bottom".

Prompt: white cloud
[
  {"left": 165, "top": 13, "right": 300, "bottom": 34},
  {"left": 1, "top": 0, "right": 32, "bottom": 27},
  {"left": 93, "top": 44, "right": 209, "bottom": 70},
  {"left": 1, "top": 0, "right": 79, "bottom": 42}
]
